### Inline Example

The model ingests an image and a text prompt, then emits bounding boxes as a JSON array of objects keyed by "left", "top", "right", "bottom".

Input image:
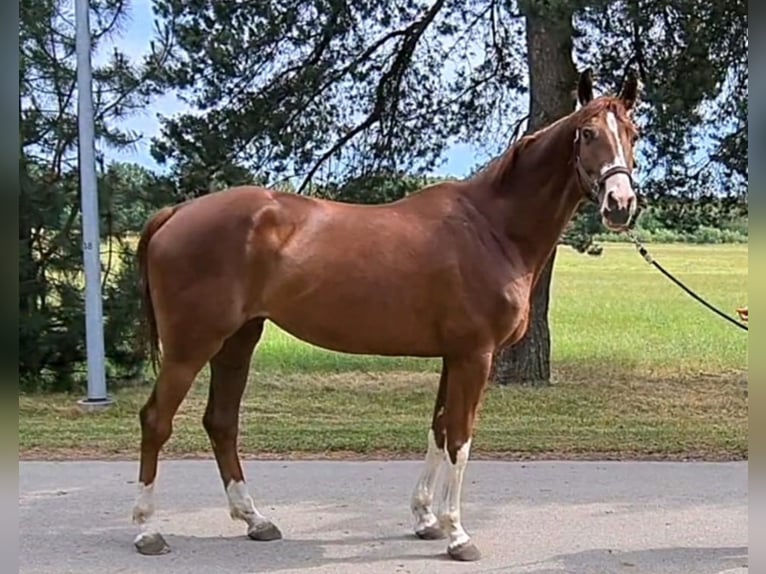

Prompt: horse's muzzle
[{"left": 600, "top": 177, "right": 636, "bottom": 230}]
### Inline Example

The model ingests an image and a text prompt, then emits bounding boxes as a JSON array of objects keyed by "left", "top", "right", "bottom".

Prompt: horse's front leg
[
  {"left": 436, "top": 351, "right": 491, "bottom": 562},
  {"left": 410, "top": 361, "right": 448, "bottom": 539}
]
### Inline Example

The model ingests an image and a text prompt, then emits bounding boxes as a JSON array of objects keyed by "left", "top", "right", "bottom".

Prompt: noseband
[
  {"left": 573, "top": 128, "right": 636, "bottom": 205},
  {"left": 578, "top": 163, "right": 635, "bottom": 205}
]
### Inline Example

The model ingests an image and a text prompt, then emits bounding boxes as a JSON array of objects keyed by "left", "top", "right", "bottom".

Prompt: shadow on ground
[
  {"left": 64, "top": 528, "right": 748, "bottom": 574},
  {"left": 475, "top": 545, "right": 748, "bottom": 574},
  {"left": 72, "top": 530, "right": 456, "bottom": 572}
]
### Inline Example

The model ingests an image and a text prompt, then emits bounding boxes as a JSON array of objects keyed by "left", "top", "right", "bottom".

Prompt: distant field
[{"left": 19, "top": 243, "right": 748, "bottom": 461}]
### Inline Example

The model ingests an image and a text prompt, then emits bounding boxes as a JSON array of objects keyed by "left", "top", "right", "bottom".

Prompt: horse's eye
[{"left": 581, "top": 127, "right": 596, "bottom": 142}]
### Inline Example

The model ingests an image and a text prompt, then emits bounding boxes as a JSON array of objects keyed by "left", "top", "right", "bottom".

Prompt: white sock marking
[
  {"left": 439, "top": 439, "right": 472, "bottom": 549},
  {"left": 411, "top": 429, "right": 446, "bottom": 531},
  {"left": 226, "top": 480, "right": 270, "bottom": 529},
  {"left": 132, "top": 482, "right": 162, "bottom": 545},
  {"left": 132, "top": 482, "right": 155, "bottom": 525}
]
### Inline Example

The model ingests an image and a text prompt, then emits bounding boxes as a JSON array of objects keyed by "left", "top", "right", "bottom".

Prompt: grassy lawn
[{"left": 19, "top": 242, "right": 748, "bottom": 461}]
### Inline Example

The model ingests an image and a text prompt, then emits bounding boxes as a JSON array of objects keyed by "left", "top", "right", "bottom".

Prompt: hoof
[
  {"left": 415, "top": 524, "right": 445, "bottom": 540},
  {"left": 448, "top": 541, "right": 481, "bottom": 562},
  {"left": 134, "top": 531, "right": 170, "bottom": 555},
  {"left": 248, "top": 521, "right": 283, "bottom": 541}
]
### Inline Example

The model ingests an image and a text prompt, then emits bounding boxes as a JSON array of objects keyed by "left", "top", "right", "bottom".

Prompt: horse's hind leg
[
  {"left": 203, "top": 319, "right": 282, "bottom": 541},
  {"left": 132, "top": 353, "right": 210, "bottom": 555}
]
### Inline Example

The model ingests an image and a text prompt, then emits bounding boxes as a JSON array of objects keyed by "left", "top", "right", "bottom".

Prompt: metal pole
[{"left": 75, "top": 0, "right": 111, "bottom": 409}]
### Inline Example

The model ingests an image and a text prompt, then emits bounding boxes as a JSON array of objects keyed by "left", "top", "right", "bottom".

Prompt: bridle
[
  {"left": 579, "top": 164, "right": 636, "bottom": 205},
  {"left": 573, "top": 128, "right": 636, "bottom": 206}
]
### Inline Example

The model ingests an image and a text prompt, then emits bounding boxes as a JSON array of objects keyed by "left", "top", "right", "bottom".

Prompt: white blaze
[
  {"left": 603, "top": 112, "right": 628, "bottom": 172},
  {"left": 601, "top": 111, "right": 634, "bottom": 211}
]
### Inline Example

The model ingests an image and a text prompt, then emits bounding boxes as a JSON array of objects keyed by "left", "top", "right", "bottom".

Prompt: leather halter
[{"left": 573, "top": 129, "right": 635, "bottom": 205}]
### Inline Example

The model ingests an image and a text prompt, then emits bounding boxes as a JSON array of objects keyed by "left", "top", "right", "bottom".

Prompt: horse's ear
[
  {"left": 619, "top": 69, "right": 640, "bottom": 111},
  {"left": 577, "top": 68, "right": 594, "bottom": 106}
]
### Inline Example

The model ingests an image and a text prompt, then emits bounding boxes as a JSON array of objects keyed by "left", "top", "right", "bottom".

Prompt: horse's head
[{"left": 574, "top": 69, "right": 641, "bottom": 232}]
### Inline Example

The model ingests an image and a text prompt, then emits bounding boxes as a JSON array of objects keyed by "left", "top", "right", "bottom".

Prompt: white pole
[{"left": 75, "top": 0, "right": 111, "bottom": 408}]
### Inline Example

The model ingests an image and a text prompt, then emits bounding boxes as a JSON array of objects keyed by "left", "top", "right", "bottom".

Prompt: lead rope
[
  {"left": 573, "top": 142, "right": 747, "bottom": 332},
  {"left": 625, "top": 231, "right": 748, "bottom": 332}
]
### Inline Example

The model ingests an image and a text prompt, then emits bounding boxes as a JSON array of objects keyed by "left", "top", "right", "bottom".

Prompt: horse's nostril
[{"left": 606, "top": 190, "right": 619, "bottom": 211}]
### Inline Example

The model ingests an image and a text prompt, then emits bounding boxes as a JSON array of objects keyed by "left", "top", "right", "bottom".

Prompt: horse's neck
[{"left": 470, "top": 119, "right": 584, "bottom": 276}]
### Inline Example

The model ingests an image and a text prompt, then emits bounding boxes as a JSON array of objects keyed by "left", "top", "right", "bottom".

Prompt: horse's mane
[{"left": 473, "top": 96, "right": 637, "bottom": 190}]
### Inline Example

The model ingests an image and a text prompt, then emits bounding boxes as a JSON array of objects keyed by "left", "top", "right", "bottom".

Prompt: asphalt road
[{"left": 19, "top": 460, "right": 748, "bottom": 574}]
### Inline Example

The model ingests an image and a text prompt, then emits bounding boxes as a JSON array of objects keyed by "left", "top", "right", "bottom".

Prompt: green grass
[
  {"left": 18, "top": 371, "right": 747, "bottom": 461},
  {"left": 19, "top": 243, "right": 748, "bottom": 461},
  {"left": 550, "top": 243, "right": 748, "bottom": 374}
]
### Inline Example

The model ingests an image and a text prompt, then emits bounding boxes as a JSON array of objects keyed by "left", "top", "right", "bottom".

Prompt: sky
[{"left": 98, "top": 0, "right": 493, "bottom": 179}]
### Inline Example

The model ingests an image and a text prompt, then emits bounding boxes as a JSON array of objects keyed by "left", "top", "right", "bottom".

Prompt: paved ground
[{"left": 20, "top": 460, "right": 747, "bottom": 574}]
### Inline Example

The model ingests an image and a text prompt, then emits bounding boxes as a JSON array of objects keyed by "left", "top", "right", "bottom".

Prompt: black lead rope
[
  {"left": 574, "top": 154, "right": 747, "bottom": 332},
  {"left": 626, "top": 232, "right": 748, "bottom": 332}
]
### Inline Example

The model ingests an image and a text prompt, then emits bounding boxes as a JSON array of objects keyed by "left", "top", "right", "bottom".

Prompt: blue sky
[{"left": 99, "top": 0, "right": 493, "bottom": 179}]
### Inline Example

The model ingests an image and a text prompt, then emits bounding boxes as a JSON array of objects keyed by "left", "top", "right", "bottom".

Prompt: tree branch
[
  {"left": 296, "top": 0, "right": 447, "bottom": 194},
  {"left": 508, "top": 114, "right": 530, "bottom": 145},
  {"left": 627, "top": 0, "right": 649, "bottom": 87},
  {"left": 96, "top": 32, "right": 174, "bottom": 122}
]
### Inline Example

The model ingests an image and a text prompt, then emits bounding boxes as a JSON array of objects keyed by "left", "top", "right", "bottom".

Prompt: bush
[
  {"left": 588, "top": 197, "right": 747, "bottom": 245},
  {"left": 595, "top": 223, "right": 747, "bottom": 245}
]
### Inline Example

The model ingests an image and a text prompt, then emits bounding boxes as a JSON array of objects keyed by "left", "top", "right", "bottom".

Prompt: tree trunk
[{"left": 491, "top": 1, "right": 579, "bottom": 387}]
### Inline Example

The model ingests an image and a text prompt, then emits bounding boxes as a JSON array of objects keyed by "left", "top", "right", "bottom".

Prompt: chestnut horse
[{"left": 131, "top": 69, "right": 640, "bottom": 562}]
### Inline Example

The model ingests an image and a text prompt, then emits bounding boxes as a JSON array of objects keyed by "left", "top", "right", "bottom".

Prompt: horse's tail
[{"left": 136, "top": 206, "right": 177, "bottom": 375}]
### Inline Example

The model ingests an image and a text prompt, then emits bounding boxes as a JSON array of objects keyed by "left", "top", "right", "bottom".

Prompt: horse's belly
[{"left": 266, "top": 294, "right": 443, "bottom": 357}]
